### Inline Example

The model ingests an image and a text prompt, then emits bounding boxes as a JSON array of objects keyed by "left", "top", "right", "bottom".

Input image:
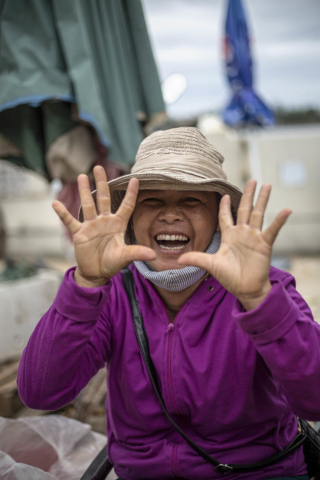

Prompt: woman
[{"left": 18, "top": 128, "right": 319, "bottom": 480}]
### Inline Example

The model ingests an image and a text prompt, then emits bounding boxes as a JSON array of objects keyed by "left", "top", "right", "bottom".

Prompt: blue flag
[{"left": 223, "top": 0, "right": 275, "bottom": 127}]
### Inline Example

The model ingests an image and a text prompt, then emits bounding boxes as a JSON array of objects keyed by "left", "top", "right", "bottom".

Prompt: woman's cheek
[{"left": 133, "top": 208, "right": 156, "bottom": 246}]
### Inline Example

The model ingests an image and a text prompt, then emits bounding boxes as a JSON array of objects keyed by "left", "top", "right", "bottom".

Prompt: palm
[
  {"left": 52, "top": 168, "right": 155, "bottom": 286},
  {"left": 179, "top": 180, "right": 291, "bottom": 309},
  {"left": 206, "top": 225, "right": 271, "bottom": 298},
  {"left": 72, "top": 215, "right": 127, "bottom": 280}
]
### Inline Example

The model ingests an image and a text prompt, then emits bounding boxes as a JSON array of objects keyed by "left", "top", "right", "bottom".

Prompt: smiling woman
[
  {"left": 133, "top": 189, "right": 218, "bottom": 271},
  {"left": 131, "top": 189, "right": 220, "bottom": 304},
  {"left": 17, "top": 127, "right": 320, "bottom": 480}
]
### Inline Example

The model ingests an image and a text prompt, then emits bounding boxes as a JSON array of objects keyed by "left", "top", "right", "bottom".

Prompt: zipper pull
[{"left": 166, "top": 323, "right": 174, "bottom": 332}]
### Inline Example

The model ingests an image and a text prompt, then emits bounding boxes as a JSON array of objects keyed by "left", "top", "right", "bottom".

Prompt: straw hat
[{"left": 79, "top": 127, "right": 242, "bottom": 221}]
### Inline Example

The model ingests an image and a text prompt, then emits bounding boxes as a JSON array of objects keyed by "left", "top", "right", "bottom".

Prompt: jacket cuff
[
  {"left": 232, "top": 280, "right": 298, "bottom": 346},
  {"left": 53, "top": 267, "right": 112, "bottom": 322}
]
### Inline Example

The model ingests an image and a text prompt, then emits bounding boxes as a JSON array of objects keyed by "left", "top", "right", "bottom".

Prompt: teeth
[
  {"left": 156, "top": 234, "right": 189, "bottom": 241},
  {"left": 159, "top": 244, "right": 186, "bottom": 250}
]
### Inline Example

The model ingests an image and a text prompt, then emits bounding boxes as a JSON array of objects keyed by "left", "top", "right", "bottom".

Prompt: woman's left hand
[{"left": 178, "top": 180, "right": 291, "bottom": 311}]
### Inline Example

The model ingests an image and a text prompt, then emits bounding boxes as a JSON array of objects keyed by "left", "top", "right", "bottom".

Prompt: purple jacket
[{"left": 18, "top": 265, "right": 320, "bottom": 480}]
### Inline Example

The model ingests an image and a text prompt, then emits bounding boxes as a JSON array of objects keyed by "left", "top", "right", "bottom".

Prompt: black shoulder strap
[{"left": 122, "top": 267, "right": 306, "bottom": 474}]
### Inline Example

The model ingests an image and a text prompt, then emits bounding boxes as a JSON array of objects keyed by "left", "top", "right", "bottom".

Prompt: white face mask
[{"left": 134, "top": 232, "right": 221, "bottom": 292}]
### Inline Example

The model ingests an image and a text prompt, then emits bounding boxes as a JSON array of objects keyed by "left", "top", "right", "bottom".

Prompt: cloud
[
  {"left": 256, "top": 40, "right": 320, "bottom": 63},
  {"left": 157, "top": 46, "right": 219, "bottom": 65}
]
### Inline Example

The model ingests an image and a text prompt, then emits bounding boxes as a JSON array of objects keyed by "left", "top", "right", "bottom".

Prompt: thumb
[
  {"left": 121, "top": 245, "right": 156, "bottom": 266},
  {"left": 178, "top": 252, "right": 212, "bottom": 271}
]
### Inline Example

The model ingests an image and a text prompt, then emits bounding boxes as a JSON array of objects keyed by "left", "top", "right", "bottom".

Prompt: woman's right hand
[{"left": 52, "top": 166, "right": 156, "bottom": 287}]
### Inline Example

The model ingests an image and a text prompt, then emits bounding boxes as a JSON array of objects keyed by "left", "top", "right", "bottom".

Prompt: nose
[{"left": 158, "top": 203, "right": 185, "bottom": 223}]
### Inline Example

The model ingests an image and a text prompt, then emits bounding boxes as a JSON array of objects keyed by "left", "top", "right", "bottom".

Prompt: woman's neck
[{"left": 152, "top": 272, "right": 209, "bottom": 322}]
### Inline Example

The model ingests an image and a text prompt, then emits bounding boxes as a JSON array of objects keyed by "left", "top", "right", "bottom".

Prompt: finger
[
  {"left": 219, "top": 195, "right": 234, "bottom": 232},
  {"left": 78, "top": 174, "right": 97, "bottom": 221},
  {"left": 116, "top": 178, "right": 139, "bottom": 223},
  {"left": 262, "top": 209, "right": 292, "bottom": 245},
  {"left": 121, "top": 245, "right": 156, "bottom": 265},
  {"left": 249, "top": 184, "right": 271, "bottom": 230},
  {"left": 236, "top": 179, "right": 256, "bottom": 225},
  {"left": 52, "top": 201, "right": 81, "bottom": 236},
  {"left": 178, "top": 251, "right": 212, "bottom": 271},
  {"left": 94, "top": 166, "right": 111, "bottom": 216}
]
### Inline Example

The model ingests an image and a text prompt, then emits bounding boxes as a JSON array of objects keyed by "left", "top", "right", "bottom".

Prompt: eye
[
  {"left": 142, "top": 197, "right": 163, "bottom": 205},
  {"left": 182, "top": 197, "right": 202, "bottom": 204}
]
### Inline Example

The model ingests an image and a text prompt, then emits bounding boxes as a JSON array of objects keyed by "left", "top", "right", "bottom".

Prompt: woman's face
[{"left": 132, "top": 189, "right": 218, "bottom": 271}]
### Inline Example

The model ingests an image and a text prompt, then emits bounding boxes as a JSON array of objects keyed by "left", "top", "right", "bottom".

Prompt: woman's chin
[{"left": 148, "top": 256, "right": 185, "bottom": 272}]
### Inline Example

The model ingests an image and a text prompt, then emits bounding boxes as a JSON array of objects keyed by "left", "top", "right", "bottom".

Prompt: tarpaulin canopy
[
  {"left": 222, "top": 0, "right": 275, "bottom": 128},
  {"left": 0, "top": 0, "right": 165, "bottom": 179}
]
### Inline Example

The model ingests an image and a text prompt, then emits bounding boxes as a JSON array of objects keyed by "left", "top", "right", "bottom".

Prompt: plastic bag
[
  {"left": 0, "top": 415, "right": 107, "bottom": 480},
  {"left": 0, "top": 451, "right": 56, "bottom": 480}
]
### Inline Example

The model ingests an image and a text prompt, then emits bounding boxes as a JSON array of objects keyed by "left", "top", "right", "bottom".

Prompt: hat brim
[{"left": 79, "top": 172, "right": 242, "bottom": 222}]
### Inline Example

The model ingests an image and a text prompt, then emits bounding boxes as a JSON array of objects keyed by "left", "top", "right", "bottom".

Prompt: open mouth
[{"left": 155, "top": 234, "right": 190, "bottom": 251}]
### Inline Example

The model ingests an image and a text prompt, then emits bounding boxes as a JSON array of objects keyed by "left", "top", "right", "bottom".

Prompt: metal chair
[{"left": 80, "top": 445, "right": 113, "bottom": 480}]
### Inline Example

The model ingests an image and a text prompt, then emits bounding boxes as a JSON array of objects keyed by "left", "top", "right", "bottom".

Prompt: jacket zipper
[
  {"left": 167, "top": 322, "right": 180, "bottom": 477},
  {"left": 171, "top": 444, "right": 179, "bottom": 477},
  {"left": 167, "top": 323, "right": 179, "bottom": 415}
]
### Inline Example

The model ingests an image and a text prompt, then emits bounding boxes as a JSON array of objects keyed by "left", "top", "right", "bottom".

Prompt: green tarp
[{"left": 0, "top": 0, "right": 165, "bottom": 177}]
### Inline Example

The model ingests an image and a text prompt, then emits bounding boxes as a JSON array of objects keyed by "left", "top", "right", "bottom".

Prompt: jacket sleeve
[
  {"left": 17, "top": 267, "right": 113, "bottom": 410},
  {"left": 232, "top": 274, "right": 320, "bottom": 420}
]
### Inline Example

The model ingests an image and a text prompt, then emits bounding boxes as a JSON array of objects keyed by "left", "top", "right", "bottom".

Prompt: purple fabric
[{"left": 17, "top": 265, "right": 320, "bottom": 480}]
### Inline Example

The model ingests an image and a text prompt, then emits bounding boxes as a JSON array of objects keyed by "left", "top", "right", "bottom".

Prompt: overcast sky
[{"left": 141, "top": 0, "right": 320, "bottom": 117}]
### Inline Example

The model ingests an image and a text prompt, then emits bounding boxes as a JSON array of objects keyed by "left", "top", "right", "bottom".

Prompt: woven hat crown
[
  {"left": 78, "top": 127, "right": 242, "bottom": 224},
  {"left": 132, "top": 127, "right": 226, "bottom": 180}
]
